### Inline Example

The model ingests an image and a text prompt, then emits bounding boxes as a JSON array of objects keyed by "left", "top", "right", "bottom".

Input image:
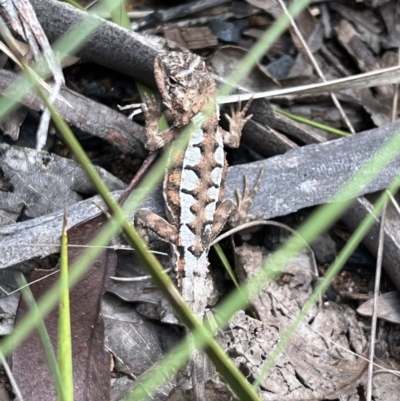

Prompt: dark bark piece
[
  {"left": 380, "top": 1, "right": 400, "bottom": 48},
  {"left": 29, "top": 0, "right": 159, "bottom": 87},
  {"left": 12, "top": 213, "right": 117, "bottom": 401},
  {"left": 289, "top": 7, "right": 318, "bottom": 54},
  {"left": 335, "top": 4, "right": 383, "bottom": 54},
  {"left": 241, "top": 119, "right": 297, "bottom": 157},
  {"left": 273, "top": 111, "right": 328, "bottom": 144},
  {"left": 0, "top": 106, "right": 27, "bottom": 141},
  {"left": 247, "top": 98, "right": 327, "bottom": 145},
  {"left": 319, "top": 41, "right": 392, "bottom": 127},
  {"left": 334, "top": 19, "right": 392, "bottom": 98},
  {"left": 103, "top": 294, "right": 178, "bottom": 378},
  {"left": 107, "top": 250, "right": 165, "bottom": 304},
  {"left": 164, "top": 27, "right": 218, "bottom": 50},
  {"left": 0, "top": 69, "right": 146, "bottom": 157},
  {"left": 287, "top": 101, "right": 362, "bottom": 133},
  {"left": 209, "top": 19, "right": 243, "bottom": 44},
  {"left": 149, "top": 0, "right": 231, "bottom": 23},
  {"left": 320, "top": 3, "right": 332, "bottom": 39},
  {"left": 245, "top": 0, "right": 282, "bottom": 19},
  {"left": 338, "top": 87, "right": 392, "bottom": 127},
  {"left": 287, "top": 11, "right": 323, "bottom": 79},
  {"left": 210, "top": 46, "right": 279, "bottom": 93}
]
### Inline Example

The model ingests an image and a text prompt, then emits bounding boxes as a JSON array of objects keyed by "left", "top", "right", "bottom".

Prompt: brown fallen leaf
[
  {"left": 11, "top": 152, "right": 157, "bottom": 400},
  {"left": 12, "top": 213, "right": 117, "bottom": 401}
]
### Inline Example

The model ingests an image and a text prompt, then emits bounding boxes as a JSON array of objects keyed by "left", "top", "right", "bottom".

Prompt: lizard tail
[{"left": 190, "top": 339, "right": 206, "bottom": 401}]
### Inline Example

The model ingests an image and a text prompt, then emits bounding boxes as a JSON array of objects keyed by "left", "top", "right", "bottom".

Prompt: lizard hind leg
[
  {"left": 228, "top": 168, "right": 265, "bottom": 228},
  {"left": 210, "top": 168, "right": 265, "bottom": 242},
  {"left": 209, "top": 199, "right": 236, "bottom": 242}
]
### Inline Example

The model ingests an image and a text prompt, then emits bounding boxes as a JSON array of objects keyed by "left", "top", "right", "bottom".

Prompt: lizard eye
[{"left": 168, "top": 77, "right": 178, "bottom": 87}]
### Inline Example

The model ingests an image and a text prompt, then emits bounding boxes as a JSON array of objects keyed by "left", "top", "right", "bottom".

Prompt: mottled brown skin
[
  {"left": 135, "top": 52, "right": 254, "bottom": 401},
  {"left": 154, "top": 53, "right": 217, "bottom": 127}
]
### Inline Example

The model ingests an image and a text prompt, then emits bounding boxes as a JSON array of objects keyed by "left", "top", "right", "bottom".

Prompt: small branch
[{"left": 0, "top": 69, "right": 147, "bottom": 157}]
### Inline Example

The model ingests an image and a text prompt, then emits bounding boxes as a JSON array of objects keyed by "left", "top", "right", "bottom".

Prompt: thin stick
[
  {"left": 0, "top": 350, "right": 24, "bottom": 401},
  {"left": 366, "top": 204, "right": 387, "bottom": 400},
  {"left": 118, "top": 151, "right": 158, "bottom": 206},
  {"left": 110, "top": 267, "right": 172, "bottom": 282},
  {"left": 0, "top": 270, "right": 60, "bottom": 297}
]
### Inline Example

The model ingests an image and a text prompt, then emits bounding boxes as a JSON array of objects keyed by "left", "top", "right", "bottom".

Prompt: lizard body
[{"left": 135, "top": 52, "right": 254, "bottom": 400}]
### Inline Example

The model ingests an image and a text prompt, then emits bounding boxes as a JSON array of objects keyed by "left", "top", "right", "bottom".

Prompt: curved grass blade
[{"left": 58, "top": 213, "right": 73, "bottom": 401}]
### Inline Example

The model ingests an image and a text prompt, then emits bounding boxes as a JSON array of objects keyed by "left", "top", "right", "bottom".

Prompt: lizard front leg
[
  {"left": 141, "top": 93, "right": 178, "bottom": 152},
  {"left": 134, "top": 209, "right": 177, "bottom": 244},
  {"left": 220, "top": 98, "right": 253, "bottom": 149}
]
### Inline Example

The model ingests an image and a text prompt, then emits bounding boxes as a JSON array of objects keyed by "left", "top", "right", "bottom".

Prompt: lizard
[{"left": 134, "top": 51, "right": 259, "bottom": 401}]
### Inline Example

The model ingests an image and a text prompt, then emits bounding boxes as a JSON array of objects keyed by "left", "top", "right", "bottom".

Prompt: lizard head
[{"left": 154, "top": 52, "right": 217, "bottom": 127}]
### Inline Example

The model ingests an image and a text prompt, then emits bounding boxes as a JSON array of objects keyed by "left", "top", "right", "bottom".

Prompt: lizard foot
[
  {"left": 141, "top": 93, "right": 175, "bottom": 152},
  {"left": 223, "top": 98, "right": 254, "bottom": 148},
  {"left": 141, "top": 92, "right": 162, "bottom": 122},
  {"left": 229, "top": 168, "right": 264, "bottom": 228}
]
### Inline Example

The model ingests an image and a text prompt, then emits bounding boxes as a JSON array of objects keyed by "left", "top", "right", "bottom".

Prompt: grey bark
[
  {"left": 2, "top": 120, "right": 400, "bottom": 272},
  {"left": 0, "top": 69, "right": 147, "bottom": 157},
  {"left": 30, "top": 0, "right": 160, "bottom": 87}
]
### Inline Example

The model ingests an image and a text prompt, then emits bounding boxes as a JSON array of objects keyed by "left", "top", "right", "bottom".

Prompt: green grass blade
[
  {"left": 213, "top": 243, "right": 239, "bottom": 287},
  {"left": 275, "top": 107, "right": 350, "bottom": 137},
  {"left": 0, "top": 217, "right": 121, "bottom": 357},
  {"left": 62, "top": 0, "right": 86, "bottom": 11},
  {"left": 103, "top": 0, "right": 131, "bottom": 28},
  {"left": 16, "top": 275, "right": 67, "bottom": 401},
  {"left": 57, "top": 213, "right": 74, "bottom": 401}
]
